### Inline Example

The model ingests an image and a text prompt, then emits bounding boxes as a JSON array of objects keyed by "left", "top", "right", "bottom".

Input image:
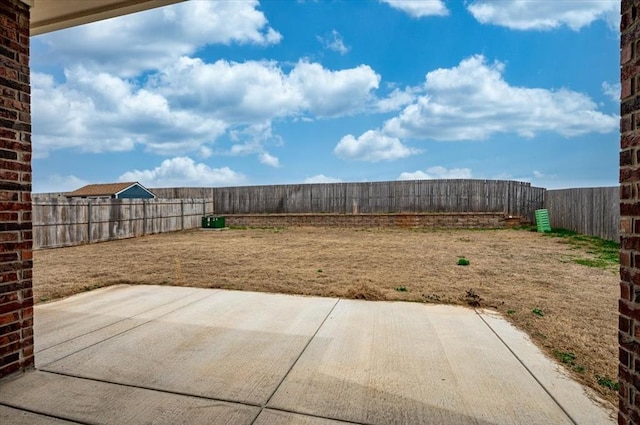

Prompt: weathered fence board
[
  {"left": 33, "top": 198, "right": 213, "bottom": 249},
  {"left": 544, "top": 187, "right": 619, "bottom": 241},
  {"left": 210, "top": 179, "right": 545, "bottom": 220}
]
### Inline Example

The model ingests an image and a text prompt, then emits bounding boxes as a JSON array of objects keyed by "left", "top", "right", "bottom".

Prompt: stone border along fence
[{"left": 33, "top": 180, "right": 621, "bottom": 249}]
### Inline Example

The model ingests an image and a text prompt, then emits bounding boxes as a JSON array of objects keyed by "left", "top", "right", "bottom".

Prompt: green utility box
[
  {"left": 534, "top": 209, "right": 551, "bottom": 233},
  {"left": 202, "top": 215, "right": 226, "bottom": 229}
]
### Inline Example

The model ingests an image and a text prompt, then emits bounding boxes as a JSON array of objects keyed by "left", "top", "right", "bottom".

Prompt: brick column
[{"left": 0, "top": 0, "right": 33, "bottom": 378}]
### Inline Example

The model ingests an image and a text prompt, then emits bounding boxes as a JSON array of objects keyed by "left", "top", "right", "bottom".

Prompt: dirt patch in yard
[{"left": 33, "top": 227, "right": 619, "bottom": 405}]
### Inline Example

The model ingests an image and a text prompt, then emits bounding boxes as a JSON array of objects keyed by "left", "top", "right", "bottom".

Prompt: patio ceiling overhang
[{"left": 24, "top": 0, "right": 186, "bottom": 36}]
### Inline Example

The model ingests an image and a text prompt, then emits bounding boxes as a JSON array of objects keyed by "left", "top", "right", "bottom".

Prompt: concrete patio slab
[
  {"left": 0, "top": 405, "right": 77, "bottom": 425},
  {"left": 478, "top": 310, "right": 614, "bottom": 425},
  {"left": 36, "top": 285, "right": 211, "bottom": 352},
  {"left": 40, "top": 288, "right": 337, "bottom": 405},
  {"left": 0, "top": 285, "right": 616, "bottom": 424},
  {"left": 267, "top": 300, "right": 583, "bottom": 424},
  {"left": 0, "top": 370, "right": 260, "bottom": 424},
  {"left": 36, "top": 287, "right": 217, "bottom": 366},
  {"left": 254, "top": 409, "right": 356, "bottom": 424}
]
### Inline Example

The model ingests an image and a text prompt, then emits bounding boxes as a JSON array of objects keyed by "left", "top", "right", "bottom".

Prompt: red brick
[
  {"left": 623, "top": 217, "right": 634, "bottom": 233},
  {"left": 624, "top": 43, "right": 634, "bottom": 66},
  {"left": 0, "top": 340, "right": 21, "bottom": 357},
  {"left": 0, "top": 232, "right": 18, "bottom": 242},
  {"left": 0, "top": 311, "right": 19, "bottom": 326},
  {"left": 623, "top": 115, "right": 635, "bottom": 133},
  {"left": 0, "top": 300, "right": 21, "bottom": 315},
  {"left": 0, "top": 292, "right": 17, "bottom": 305},
  {"left": 624, "top": 282, "right": 633, "bottom": 304},
  {"left": 0, "top": 359, "right": 20, "bottom": 375},
  {"left": 20, "top": 288, "right": 31, "bottom": 299},
  {"left": 0, "top": 272, "right": 18, "bottom": 284},
  {"left": 0, "top": 329, "right": 19, "bottom": 347},
  {"left": 22, "top": 344, "right": 32, "bottom": 358},
  {"left": 622, "top": 347, "right": 632, "bottom": 368},
  {"left": 623, "top": 149, "right": 634, "bottom": 166}
]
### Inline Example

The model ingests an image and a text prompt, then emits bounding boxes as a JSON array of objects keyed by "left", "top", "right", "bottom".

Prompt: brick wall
[
  {"left": 225, "top": 212, "right": 520, "bottom": 229},
  {"left": 621, "top": 1, "right": 640, "bottom": 422},
  {"left": 0, "top": 0, "right": 33, "bottom": 379}
]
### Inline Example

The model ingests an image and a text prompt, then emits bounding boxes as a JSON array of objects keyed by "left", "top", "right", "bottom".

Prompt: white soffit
[{"left": 28, "top": 0, "right": 186, "bottom": 36}]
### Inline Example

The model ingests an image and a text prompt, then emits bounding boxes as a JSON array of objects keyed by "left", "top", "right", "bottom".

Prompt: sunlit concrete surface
[{"left": 0, "top": 285, "right": 615, "bottom": 424}]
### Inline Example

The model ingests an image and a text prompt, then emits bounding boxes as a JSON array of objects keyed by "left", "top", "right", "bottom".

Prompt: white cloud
[
  {"left": 380, "top": 0, "right": 448, "bottom": 17},
  {"left": 398, "top": 166, "right": 472, "bottom": 180},
  {"left": 228, "top": 122, "right": 282, "bottom": 158},
  {"left": 467, "top": 0, "right": 620, "bottom": 31},
  {"left": 33, "top": 174, "right": 89, "bottom": 194},
  {"left": 35, "top": 1, "right": 282, "bottom": 77},
  {"left": 153, "top": 57, "right": 380, "bottom": 121},
  {"left": 334, "top": 130, "right": 421, "bottom": 162},
  {"left": 318, "top": 30, "right": 350, "bottom": 55},
  {"left": 304, "top": 174, "right": 343, "bottom": 184},
  {"left": 33, "top": 58, "right": 380, "bottom": 157},
  {"left": 287, "top": 61, "right": 380, "bottom": 117},
  {"left": 602, "top": 81, "right": 620, "bottom": 102},
  {"left": 259, "top": 152, "right": 281, "bottom": 167},
  {"left": 118, "top": 157, "right": 247, "bottom": 188},
  {"left": 198, "top": 146, "right": 213, "bottom": 159},
  {"left": 376, "top": 86, "right": 419, "bottom": 113},
  {"left": 382, "top": 55, "right": 617, "bottom": 141},
  {"left": 32, "top": 68, "right": 227, "bottom": 158},
  {"left": 532, "top": 170, "right": 544, "bottom": 178}
]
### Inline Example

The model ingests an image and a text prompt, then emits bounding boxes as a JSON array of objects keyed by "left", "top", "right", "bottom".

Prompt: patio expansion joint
[
  {"left": 34, "top": 369, "right": 263, "bottom": 410},
  {"left": 0, "top": 400, "right": 90, "bottom": 425},
  {"left": 251, "top": 297, "right": 351, "bottom": 425},
  {"left": 474, "top": 310, "right": 578, "bottom": 425},
  {"left": 37, "top": 290, "right": 222, "bottom": 369}
]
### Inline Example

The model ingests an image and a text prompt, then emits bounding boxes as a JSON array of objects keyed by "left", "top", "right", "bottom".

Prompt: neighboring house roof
[{"left": 66, "top": 182, "right": 155, "bottom": 198}]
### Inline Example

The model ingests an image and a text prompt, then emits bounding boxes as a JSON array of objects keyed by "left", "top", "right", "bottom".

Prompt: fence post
[
  {"left": 87, "top": 200, "right": 92, "bottom": 244},
  {"left": 181, "top": 199, "right": 185, "bottom": 230},
  {"left": 143, "top": 199, "right": 147, "bottom": 236}
]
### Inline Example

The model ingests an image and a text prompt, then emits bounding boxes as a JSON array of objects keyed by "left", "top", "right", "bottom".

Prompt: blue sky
[{"left": 30, "top": 0, "right": 620, "bottom": 192}]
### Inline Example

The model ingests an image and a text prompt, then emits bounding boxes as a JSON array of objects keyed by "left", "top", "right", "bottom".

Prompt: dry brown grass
[{"left": 33, "top": 226, "right": 618, "bottom": 405}]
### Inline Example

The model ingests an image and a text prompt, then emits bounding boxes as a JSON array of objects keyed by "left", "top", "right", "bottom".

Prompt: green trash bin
[
  {"left": 202, "top": 215, "right": 225, "bottom": 229},
  {"left": 211, "top": 216, "right": 226, "bottom": 229}
]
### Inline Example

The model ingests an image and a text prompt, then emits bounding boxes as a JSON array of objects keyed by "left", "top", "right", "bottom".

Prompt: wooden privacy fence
[
  {"left": 33, "top": 181, "right": 620, "bottom": 247},
  {"left": 544, "top": 187, "right": 619, "bottom": 241},
  {"left": 33, "top": 198, "right": 213, "bottom": 249},
  {"left": 207, "top": 179, "right": 545, "bottom": 220}
]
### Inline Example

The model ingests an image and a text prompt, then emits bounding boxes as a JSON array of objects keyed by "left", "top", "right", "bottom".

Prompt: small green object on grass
[
  {"left": 596, "top": 375, "right": 619, "bottom": 391},
  {"left": 395, "top": 286, "right": 408, "bottom": 292},
  {"left": 553, "top": 350, "right": 576, "bottom": 364},
  {"left": 507, "top": 309, "right": 516, "bottom": 315},
  {"left": 553, "top": 350, "right": 585, "bottom": 373},
  {"left": 532, "top": 308, "right": 544, "bottom": 317},
  {"left": 457, "top": 257, "right": 470, "bottom": 266},
  {"left": 534, "top": 209, "right": 551, "bottom": 233},
  {"left": 317, "top": 269, "right": 323, "bottom": 273}
]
